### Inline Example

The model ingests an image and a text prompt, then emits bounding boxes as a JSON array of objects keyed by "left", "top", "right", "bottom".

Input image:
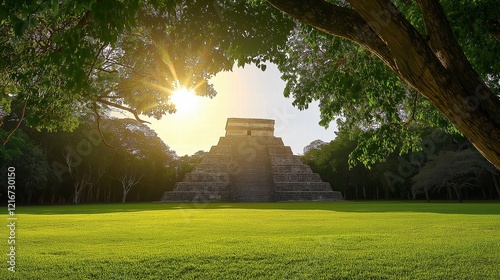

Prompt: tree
[
  {"left": 303, "top": 139, "right": 327, "bottom": 154},
  {"left": 0, "top": 129, "right": 50, "bottom": 203},
  {"left": 102, "top": 118, "right": 177, "bottom": 202},
  {"left": 0, "top": 0, "right": 291, "bottom": 131},
  {"left": 117, "top": 171, "right": 143, "bottom": 203},
  {"left": 36, "top": 116, "right": 177, "bottom": 204},
  {"left": 63, "top": 147, "right": 83, "bottom": 204},
  {"left": 2, "top": 0, "right": 499, "bottom": 169},
  {"left": 412, "top": 149, "right": 497, "bottom": 202},
  {"left": 301, "top": 132, "right": 371, "bottom": 199},
  {"left": 267, "top": 0, "right": 500, "bottom": 169}
]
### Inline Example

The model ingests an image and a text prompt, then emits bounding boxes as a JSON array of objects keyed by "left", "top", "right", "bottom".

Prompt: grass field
[{"left": 2, "top": 202, "right": 499, "bottom": 279}]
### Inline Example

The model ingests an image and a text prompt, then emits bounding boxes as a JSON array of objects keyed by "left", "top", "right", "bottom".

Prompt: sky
[{"left": 143, "top": 63, "right": 338, "bottom": 156}]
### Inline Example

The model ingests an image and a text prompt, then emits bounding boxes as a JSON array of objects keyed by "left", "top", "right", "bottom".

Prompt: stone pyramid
[{"left": 161, "top": 118, "right": 344, "bottom": 202}]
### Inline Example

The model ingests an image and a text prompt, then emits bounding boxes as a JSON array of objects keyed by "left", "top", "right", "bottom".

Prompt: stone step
[
  {"left": 195, "top": 163, "right": 230, "bottom": 172},
  {"left": 209, "top": 145, "right": 231, "bottom": 154},
  {"left": 218, "top": 136, "right": 284, "bottom": 146},
  {"left": 184, "top": 172, "right": 230, "bottom": 182},
  {"left": 270, "top": 155, "right": 303, "bottom": 165},
  {"left": 174, "top": 182, "right": 229, "bottom": 192},
  {"left": 274, "top": 182, "right": 333, "bottom": 192},
  {"left": 268, "top": 146, "right": 293, "bottom": 155},
  {"left": 273, "top": 173, "right": 322, "bottom": 182},
  {"left": 233, "top": 182, "right": 272, "bottom": 190},
  {"left": 206, "top": 150, "right": 231, "bottom": 157},
  {"left": 271, "top": 165, "right": 312, "bottom": 174},
  {"left": 235, "top": 166, "right": 269, "bottom": 172},
  {"left": 162, "top": 191, "right": 230, "bottom": 202},
  {"left": 200, "top": 156, "right": 231, "bottom": 165},
  {"left": 161, "top": 128, "right": 344, "bottom": 203},
  {"left": 275, "top": 191, "right": 344, "bottom": 201}
]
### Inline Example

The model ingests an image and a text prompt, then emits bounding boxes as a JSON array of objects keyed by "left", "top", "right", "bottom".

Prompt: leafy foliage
[
  {"left": 2, "top": 0, "right": 499, "bottom": 169},
  {"left": 0, "top": 0, "right": 293, "bottom": 131},
  {"left": 301, "top": 129, "right": 499, "bottom": 201},
  {"left": 0, "top": 129, "right": 50, "bottom": 199},
  {"left": 276, "top": 1, "right": 500, "bottom": 167}
]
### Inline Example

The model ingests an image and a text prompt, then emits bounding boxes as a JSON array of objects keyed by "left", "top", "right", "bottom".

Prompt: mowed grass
[{"left": 2, "top": 202, "right": 499, "bottom": 279}]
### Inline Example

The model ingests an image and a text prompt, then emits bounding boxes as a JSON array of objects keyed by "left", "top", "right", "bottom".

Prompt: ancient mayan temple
[{"left": 161, "top": 118, "right": 344, "bottom": 202}]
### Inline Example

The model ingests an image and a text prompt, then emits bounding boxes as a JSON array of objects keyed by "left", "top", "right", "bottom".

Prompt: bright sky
[{"left": 144, "top": 63, "right": 338, "bottom": 156}]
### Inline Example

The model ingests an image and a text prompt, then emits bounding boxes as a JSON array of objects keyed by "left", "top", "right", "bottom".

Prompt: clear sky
[{"left": 144, "top": 63, "right": 338, "bottom": 156}]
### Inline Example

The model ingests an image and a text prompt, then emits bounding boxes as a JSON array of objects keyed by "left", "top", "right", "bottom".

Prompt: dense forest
[
  {"left": 301, "top": 129, "right": 500, "bottom": 202},
  {"left": 1, "top": 108, "right": 498, "bottom": 204},
  {"left": 0, "top": 111, "right": 207, "bottom": 204},
  {"left": 1, "top": 0, "right": 499, "bottom": 204}
]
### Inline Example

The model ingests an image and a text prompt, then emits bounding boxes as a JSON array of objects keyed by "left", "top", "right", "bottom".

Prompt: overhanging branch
[
  {"left": 92, "top": 102, "right": 115, "bottom": 149},
  {"left": 346, "top": 0, "right": 445, "bottom": 88},
  {"left": 266, "top": 0, "right": 397, "bottom": 71},
  {"left": 415, "top": 0, "right": 472, "bottom": 71},
  {"left": 96, "top": 98, "right": 151, "bottom": 124},
  {"left": 2, "top": 100, "right": 27, "bottom": 145}
]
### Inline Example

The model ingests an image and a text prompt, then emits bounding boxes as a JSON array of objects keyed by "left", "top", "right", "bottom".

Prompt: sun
[{"left": 170, "top": 87, "right": 200, "bottom": 115}]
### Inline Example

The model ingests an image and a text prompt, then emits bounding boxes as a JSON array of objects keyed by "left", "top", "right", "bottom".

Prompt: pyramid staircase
[
  {"left": 162, "top": 119, "right": 343, "bottom": 202},
  {"left": 161, "top": 135, "right": 343, "bottom": 202}
]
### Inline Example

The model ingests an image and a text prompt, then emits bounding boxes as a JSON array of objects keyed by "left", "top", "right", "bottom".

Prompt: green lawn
[{"left": 2, "top": 202, "right": 499, "bottom": 279}]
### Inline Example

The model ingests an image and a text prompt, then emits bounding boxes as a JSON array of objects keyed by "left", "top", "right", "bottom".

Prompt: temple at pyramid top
[{"left": 225, "top": 118, "right": 274, "bottom": 136}]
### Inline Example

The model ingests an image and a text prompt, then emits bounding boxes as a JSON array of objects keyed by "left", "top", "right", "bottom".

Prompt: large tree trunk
[{"left": 267, "top": 0, "right": 500, "bottom": 169}]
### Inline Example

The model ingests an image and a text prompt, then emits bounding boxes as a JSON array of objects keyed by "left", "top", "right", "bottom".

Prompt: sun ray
[
  {"left": 191, "top": 79, "right": 207, "bottom": 93},
  {"left": 170, "top": 86, "right": 200, "bottom": 115},
  {"left": 159, "top": 47, "right": 179, "bottom": 84}
]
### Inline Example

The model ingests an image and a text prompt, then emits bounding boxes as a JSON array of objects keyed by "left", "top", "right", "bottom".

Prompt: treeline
[
  {"left": 301, "top": 130, "right": 500, "bottom": 202},
  {"left": 2, "top": 114, "right": 499, "bottom": 204},
  {"left": 0, "top": 116, "right": 205, "bottom": 205}
]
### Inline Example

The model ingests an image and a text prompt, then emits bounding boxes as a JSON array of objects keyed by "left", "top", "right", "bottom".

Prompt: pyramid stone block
[{"left": 161, "top": 118, "right": 344, "bottom": 202}]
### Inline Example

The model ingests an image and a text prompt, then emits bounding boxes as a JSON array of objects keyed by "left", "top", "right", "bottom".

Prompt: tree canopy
[
  {"left": 0, "top": 0, "right": 292, "bottom": 130},
  {"left": 1, "top": 0, "right": 499, "bottom": 168},
  {"left": 412, "top": 149, "right": 497, "bottom": 202}
]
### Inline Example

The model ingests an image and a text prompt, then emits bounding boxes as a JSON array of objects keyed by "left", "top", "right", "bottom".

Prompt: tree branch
[
  {"left": 391, "top": 91, "right": 418, "bottom": 127},
  {"left": 96, "top": 98, "right": 151, "bottom": 124},
  {"left": 415, "top": 0, "right": 472, "bottom": 71},
  {"left": 266, "top": 0, "right": 397, "bottom": 71},
  {"left": 346, "top": 0, "right": 445, "bottom": 87},
  {"left": 2, "top": 100, "right": 27, "bottom": 145},
  {"left": 87, "top": 43, "right": 107, "bottom": 81},
  {"left": 92, "top": 102, "right": 115, "bottom": 148}
]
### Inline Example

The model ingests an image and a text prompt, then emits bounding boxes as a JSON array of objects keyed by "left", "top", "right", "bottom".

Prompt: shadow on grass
[{"left": 15, "top": 201, "right": 500, "bottom": 215}]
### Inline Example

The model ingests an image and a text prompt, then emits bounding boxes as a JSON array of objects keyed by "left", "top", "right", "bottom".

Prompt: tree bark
[{"left": 267, "top": 0, "right": 500, "bottom": 169}]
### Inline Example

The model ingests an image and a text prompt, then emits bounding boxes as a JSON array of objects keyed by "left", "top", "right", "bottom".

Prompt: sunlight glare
[{"left": 170, "top": 87, "right": 200, "bottom": 115}]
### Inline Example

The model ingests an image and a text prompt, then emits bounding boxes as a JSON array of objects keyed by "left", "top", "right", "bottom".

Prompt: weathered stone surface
[
  {"left": 161, "top": 118, "right": 344, "bottom": 202},
  {"left": 271, "top": 165, "right": 313, "bottom": 174},
  {"left": 273, "top": 173, "right": 322, "bottom": 182},
  {"left": 268, "top": 146, "right": 293, "bottom": 155},
  {"left": 184, "top": 172, "right": 230, "bottom": 182}
]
